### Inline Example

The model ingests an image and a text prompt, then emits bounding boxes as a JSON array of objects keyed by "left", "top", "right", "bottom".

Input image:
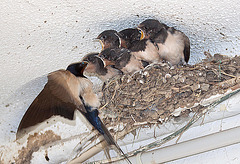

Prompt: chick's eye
[{"left": 101, "top": 35, "right": 106, "bottom": 40}]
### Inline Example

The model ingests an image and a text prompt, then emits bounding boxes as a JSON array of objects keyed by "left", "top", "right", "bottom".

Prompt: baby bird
[
  {"left": 96, "top": 30, "right": 121, "bottom": 49},
  {"left": 97, "top": 30, "right": 144, "bottom": 74},
  {"left": 99, "top": 48, "right": 144, "bottom": 74},
  {"left": 82, "top": 52, "right": 122, "bottom": 81},
  {"left": 138, "top": 19, "right": 190, "bottom": 65},
  {"left": 118, "top": 28, "right": 160, "bottom": 64}
]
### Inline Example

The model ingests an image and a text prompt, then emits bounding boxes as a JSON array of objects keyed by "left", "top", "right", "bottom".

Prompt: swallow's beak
[
  {"left": 98, "top": 56, "right": 106, "bottom": 67},
  {"left": 138, "top": 28, "right": 145, "bottom": 40},
  {"left": 92, "top": 38, "right": 100, "bottom": 42},
  {"left": 99, "top": 40, "right": 104, "bottom": 50},
  {"left": 82, "top": 61, "right": 88, "bottom": 66},
  {"left": 84, "top": 62, "right": 95, "bottom": 74},
  {"left": 80, "top": 61, "right": 88, "bottom": 74},
  {"left": 94, "top": 38, "right": 104, "bottom": 50}
]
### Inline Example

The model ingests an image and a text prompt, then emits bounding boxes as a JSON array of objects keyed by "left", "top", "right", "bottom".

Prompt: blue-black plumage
[
  {"left": 83, "top": 105, "right": 104, "bottom": 135},
  {"left": 81, "top": 98, "right": 132, "bottom": 164}
]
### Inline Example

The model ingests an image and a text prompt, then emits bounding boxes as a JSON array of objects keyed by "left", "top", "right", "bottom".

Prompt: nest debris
[
  {"left": 100, "top": 53, "right": 240, "bottom": 127},
  {"left": 15, "top": 130, "right": 61, "bottom": 164}
]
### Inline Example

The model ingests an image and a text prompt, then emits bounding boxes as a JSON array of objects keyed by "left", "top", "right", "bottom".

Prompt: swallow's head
[
  {"left": 67, "top": 61, "right": 88, "bottom": 77},
  {"left": 82, "top": 53, "right": 107, "bottom": 75},
  {"left": 96, "top": 30, "right": 120, "bottom": 50},
  {"left": 138, "top": 19, "right": 166, "bottom": 40},
  {"left": 82, "top": 53, "right": 100, "bottom": 65},
  {"left": 99, "top": 48, "right": 119, "bottom": 66},
  {"left": 118, "top": 28, "right": 141, "bottom": 48}
]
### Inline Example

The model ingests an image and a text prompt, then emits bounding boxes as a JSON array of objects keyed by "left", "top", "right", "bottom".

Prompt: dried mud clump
[
  {"left": 100, "top": 54, "right": 240, "bottom": 126},
  {"left": 15, "top": 130, "right": 61, "bottom": 164}
]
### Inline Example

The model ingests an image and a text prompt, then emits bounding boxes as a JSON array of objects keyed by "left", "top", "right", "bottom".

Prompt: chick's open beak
[
  {"left": 93, "top": 38, "right": 104, "bottom": 50},
  {"left": 138, "top": 28, "right": 145, "bottom": 40},
  {"left": 99, "top": 40, "right": 104, "bottom": 50}
]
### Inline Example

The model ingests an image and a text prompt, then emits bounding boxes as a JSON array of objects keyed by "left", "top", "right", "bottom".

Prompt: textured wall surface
[{"left": 0, "top": 0, "right": 240, "bottom": 160}]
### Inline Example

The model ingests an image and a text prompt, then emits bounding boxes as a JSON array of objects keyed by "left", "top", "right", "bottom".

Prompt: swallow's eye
[{"left": 101, "top": 35, "right": 106, "bottom": 40}]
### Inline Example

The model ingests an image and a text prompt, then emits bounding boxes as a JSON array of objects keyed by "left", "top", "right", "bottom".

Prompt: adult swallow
[
  {"left": 138, "top": 19, "right": 190, "bottom": 65},
  {"left": 17, "top": 61, "right": 131, "bottom": 163},
  {"left": 118, "top": 28, "right": 160, "bottom": 64},
  {"left": 82, "top": 52, "right": 122, "bottom": 81},
  {"left": 17, "top": 61, "right": 91, "bottom": 133},
  {"left": 96, "top": 30, "right": 121, "bottom": 50}
]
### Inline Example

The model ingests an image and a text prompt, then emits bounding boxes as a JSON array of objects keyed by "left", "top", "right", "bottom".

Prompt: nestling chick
[
  {"left": 82, "top": 52, "right": 122, "bottom": 81},
  {"left": 97, "top": 30, "right": 144, "bottom": 73},
  {"left": 138, "top": 19, "right": 190, "bottom": 65},
  {"left": 118, "top": 28, "right": 160, "bottom": 64},
  {"left": 99, "top": 48, "right": 144, "bottom": 74}
]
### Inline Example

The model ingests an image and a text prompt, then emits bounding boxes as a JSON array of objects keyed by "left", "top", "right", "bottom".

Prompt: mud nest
[{"left": 100, "top": 53, "right": 240, "bottom": 126}]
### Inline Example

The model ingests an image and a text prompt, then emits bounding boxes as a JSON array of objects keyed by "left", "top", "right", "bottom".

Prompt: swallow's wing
[
  {"left": 116, "top": 50, "right": 131, "bottom": 69},
  {"left": 152, "top": 28, "right": 168, "bottom": 44},
  {"left": 17, "top": 70, "right": 86, "bottom": 132},
  {"left": 183, "top": 34, "right": 190, "bottom": 63}
]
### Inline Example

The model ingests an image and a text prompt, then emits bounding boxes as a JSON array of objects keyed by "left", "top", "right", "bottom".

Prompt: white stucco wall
[{"left": 0, "top": 0, "right": 240, "bottom": 162}]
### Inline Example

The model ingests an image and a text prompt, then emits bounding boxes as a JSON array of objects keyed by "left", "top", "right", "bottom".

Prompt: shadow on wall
[
  {"left": 87, "top": 14, "right": 189, "bottom": 31},
  {"left": 2, "top": 76, "right": 47, "bottom": 135}
]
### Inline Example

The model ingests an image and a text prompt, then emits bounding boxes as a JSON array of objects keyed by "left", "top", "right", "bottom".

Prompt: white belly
[{"left": 157, "top": 31, "right": 185, "bottom": 65}]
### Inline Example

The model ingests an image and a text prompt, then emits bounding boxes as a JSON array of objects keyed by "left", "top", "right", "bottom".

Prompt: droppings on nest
[
  {"left": 15, "top": 130, "right": 61, "bottom": 164},
  {"left": 100, "top": 53, "right": 240, "bottom": 127}
]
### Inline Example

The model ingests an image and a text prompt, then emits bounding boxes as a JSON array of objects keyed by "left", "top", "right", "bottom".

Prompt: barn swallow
[
  {"left": 138, "top": 19, "right": 190, "bottom": 65},
  {"left": 117, "top": 28, "right": 141, "bottom": 49},
  {"left": 99, "top": 48, "right": 144, "bottom": 74},
  {"left": 138, "top": 19, "right": 169, "bottom": 40},
  {"left": 17, "top": 61, "right": 131, "bottom": 163},
  {"left": 97, "top": 30, "right": 144, "bottom": 73},
  {"left": 96, "top": 30, "right": 121, "bottom": 49},
  {"left": 118, "top": 28, "right": 161, "bottom": 64},
  {"left": 82, "top": 52, "right": 122, "bottom": 81}
]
